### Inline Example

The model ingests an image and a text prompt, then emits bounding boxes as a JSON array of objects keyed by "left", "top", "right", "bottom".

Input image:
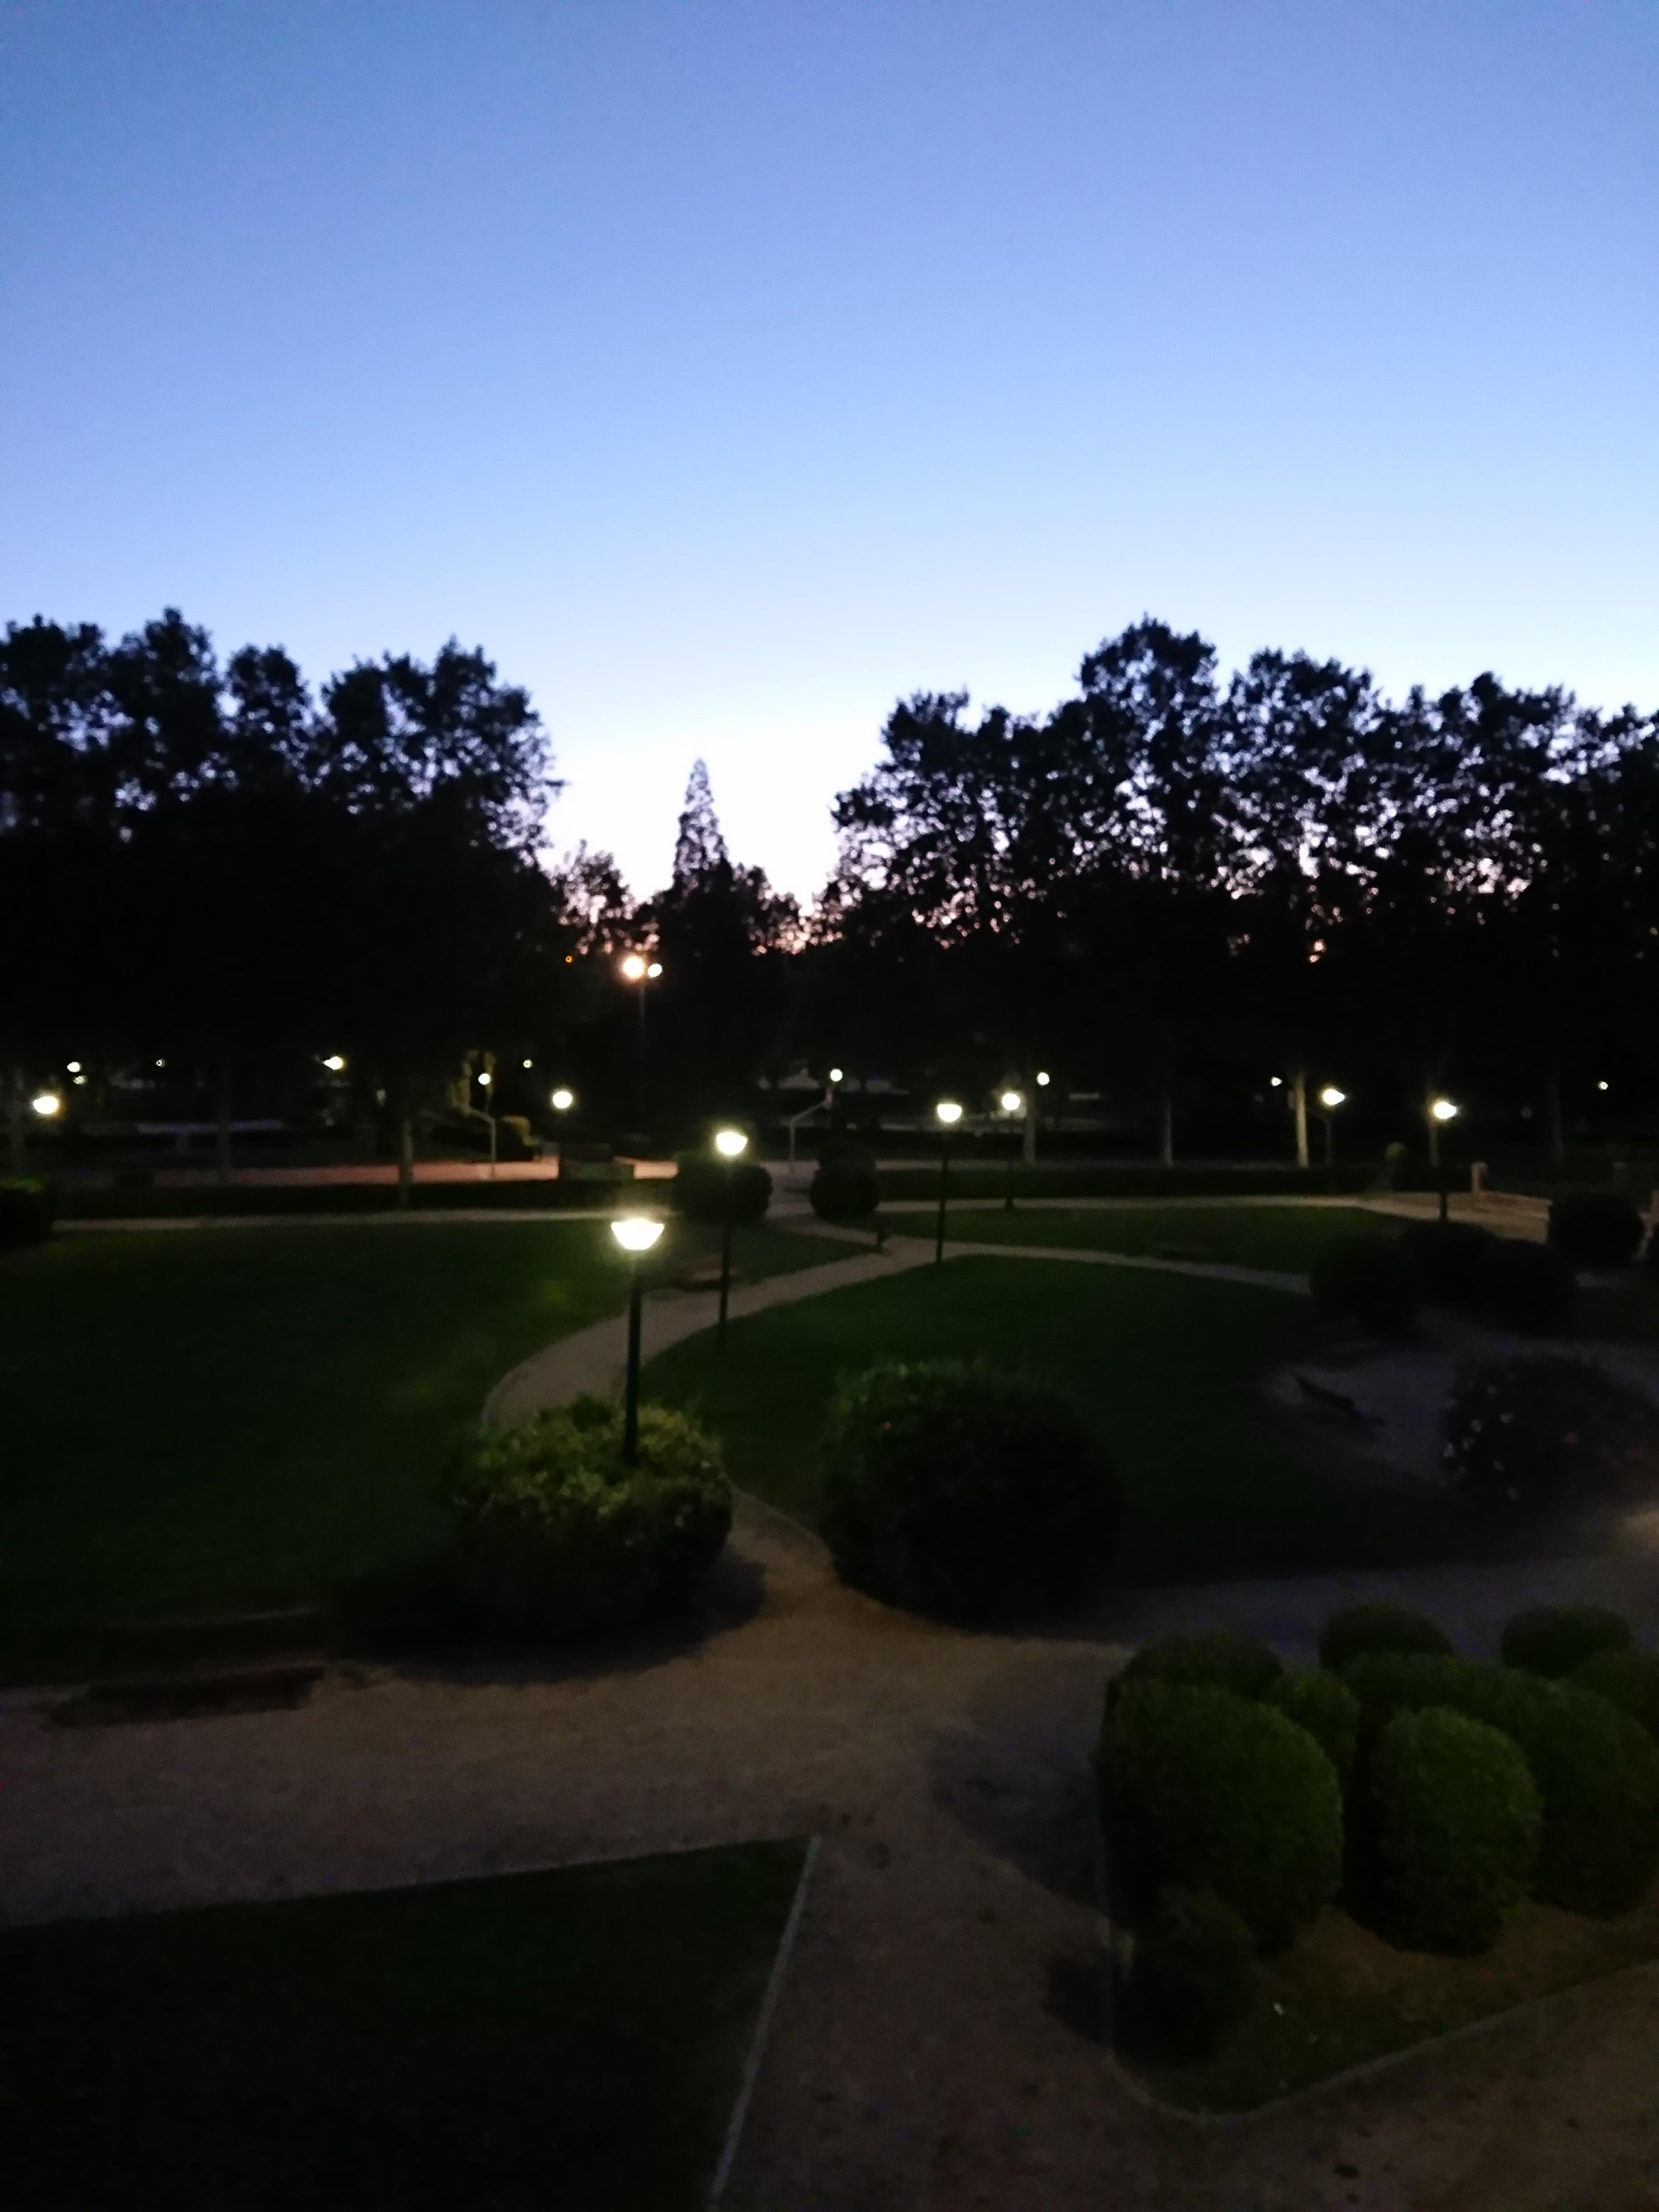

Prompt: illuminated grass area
[
  {"left": 643, "top": 1257, "right": 1460, "bottom": 1584},
  {"left": 1127, "top": 1885, "right": 1659, "bottom": 2112},
  {"left": 878, "top": 1201, "right": 1390, "bottom": 1274},
  {"left": 2, "top": 1840, "right": 805, "bottom": 2212},
  {"left": 0, "top": 1219, "right": 830, "bottom": 1674}
]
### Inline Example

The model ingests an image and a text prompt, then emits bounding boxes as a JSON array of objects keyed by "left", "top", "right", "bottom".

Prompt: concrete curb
[{"left": 708, "top": 1833, "right": 822, "bottom": 2206}]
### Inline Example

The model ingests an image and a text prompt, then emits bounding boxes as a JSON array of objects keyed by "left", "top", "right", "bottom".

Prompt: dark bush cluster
[
  {"left": 1474, "top": 1237, "right": 1576, "bottom": 1335},
  {"left": 819, "top": 1359, "right": 1120, "bottom": 1621},
  {"left": 1364, "top": 1708, "right": 1540, "bottom": 1953},
  {"left": 0, "top": 1178, "right": 54, "bottom": 1248},
  {"left": 1572, "top": 1648, "right": 1659, "bottom": 1742},
  {"left": 1127, "top": 1886, "right": 1260, "bottom": 2058},
  {"left": 1309, "top": 1234, "right": 1421, "bottom": 1336},
  {"left": 1395, "top": 1219, "right": 1496, "bottom": 1308},
  {"left": 1547, "top": 1189, "right": 1645, "bottom": 1270},
  {"left": 1318, "top": 1602, "right": 1454, "bottom": 1672},
  {"left": 441, "top": 1396, "right": 731, "bottom": 1641},
  {"left": 808, "top": 1156, "right": 881, "bottom": 1225},
  {"left": 671, "top": 1153, "right": 773, "bottom": 1227},
  {"left": 1263, "top": 1669, "right": 1362, "bottom": 1785},
  {"left": 1441, "top": 1356, "right": 1659, "bottom": 1512},
  {"left": 1110, "top": 1631, "right": 1282, "bottom": 1707},
  {"left": 1501, "top": 1603, "right": 1635, "bottom": 1678}
]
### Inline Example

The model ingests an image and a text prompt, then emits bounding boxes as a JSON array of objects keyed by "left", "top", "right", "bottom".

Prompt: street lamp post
[
  {"left": 610, "top": 1214, "right": 665, "bottom": 1464},
  {"left": 934, "top": 1100, "right": 963, "bottom": 1263},
  {"left": 713, "top": 1127, "right": 748, "bottom": 1351},
  {"left": 999, "top": 1090, "right": 1023, "bottom": 1210},
  {"left": 619, "top": 954, "right": 663, "bottom": 1133},
  {"left": 1316, "top": 1085, "right": 1346, "bottom": 1170},
  {"left": 1428, "top": 1096, "right": 1459, "bottom": 1218}
]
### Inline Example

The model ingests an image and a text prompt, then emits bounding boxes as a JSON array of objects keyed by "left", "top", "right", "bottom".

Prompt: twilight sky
[{"left": 4, "top": 0, "right": 1656, "bottom": 899}]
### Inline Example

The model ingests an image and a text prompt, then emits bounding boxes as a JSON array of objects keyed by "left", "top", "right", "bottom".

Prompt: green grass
[
  {"left": 0, "top": 1840, "right": 806, "bottom": 2212},
  {"left": 1129, "top": 1883, "right": 1659, "bottom": 2112},
  {"left": 879, "top": 1202, "right": 1391, "bottom": 1274},
  {"left": 0, "top": 1219, "right": 832, "bottom": 1672},
  {"left": 643, "top": 1256, "right": 1460, "bottom": 1585}
]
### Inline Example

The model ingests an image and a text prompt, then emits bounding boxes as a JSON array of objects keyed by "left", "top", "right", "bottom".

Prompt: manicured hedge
[
  {"left": 441, "top": 1396, "right": 731, "bottom": 1641},
  {"left": 1474, "top": 1238, "right": 1576, "bottom": 1335},
  {"left": 1128, "top": 1886, "right": 1260, "bottom": 2057},
  {"left": 1111, "top": 1631, "right": 1283, "bottom": 1708},
  {"left": 1547, "top": 1189, "right": 1645, "bottom": 1270},
  {"left": 671, "top": 1155, "right": 773, "bottom": 1227},
  {"left": 1264, "top": 1670, "right": 1362, "bottom": 1785},
  {"left": 808, "top": 1157, "right": 881, "bottom": 1225},
  {"left": 1309, "top": 1235, "right": 1421, "bottom": 1337},
  {"left": 819, "top": 1360, "right": 1120, "bottom": 1620},
  {"left": 1318, "top": 1602, "right": 1453, "bottom": 1672},
  {"left": 1397, "top": 1219, "right": 1498, "bottom": 1308},
  {"left": 1571, "top": 1648, "right": 1659, "bottom": 1743},
  {"left": 1364, "top": 1707, "right": 1540, "bottom": 1953},
  {"left": 1501, "top": 1603, "right": 1635, "bottom": 1678},
  {"left": 1442, "top": 1356, "right": 1659, "bottom": 1512},
  {"left": 1097, "top": 1683, "right": 1344, "bottom": 1946}
]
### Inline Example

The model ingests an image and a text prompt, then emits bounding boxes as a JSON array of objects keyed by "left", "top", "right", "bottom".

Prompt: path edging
[{"left": 708, "top": 1833, "right": 822, "bottom": 2205}]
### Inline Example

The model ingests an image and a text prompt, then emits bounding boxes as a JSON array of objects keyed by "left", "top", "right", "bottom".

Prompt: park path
[{"left": 7, "top": 1214, "right": 1659, "bottom": 2206}]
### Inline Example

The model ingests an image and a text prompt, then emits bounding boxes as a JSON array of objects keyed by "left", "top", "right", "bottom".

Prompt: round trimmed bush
[
  {"left": 671, "top": 1154, "right": 772, "bottom": 1227},
  {"left": 1111, "top": 1631, "right": 1283, "bottom": 1708},
  {"left": 1441, "top": 1355, "right": 1659, "bottom": 1512},
  {"left": 1339, "top": 1653, "right": 1659, "bottom": 1915},
  {"left": 819, "top": 1360, "right": 1120, "bottom": 1620},
  {"left": 1264, "top": 1670, "right": 1362, "bottom": 1785},
  {"left": 1364, "top": 1708, "right": 1539, "bottom": 1953},
  {"left": 808, "top": 1156, "right": 880, "bottom": 1225},
  {"left": 1318, "top": 1602, "right": 1454, "bottom": 1673},
  {"left": 1501, "top": 1603, "right": 1635, "bottom": 1678},
  {"left": 1096, "top": 1683, "right": 1344, "bottom": 1946},
  {"left": 1309, "top": 1234, "right": 1421, "bottom": 1337},
  {"left": 1398, "top": 1219, "right": 1499, "bottom": 1309},
  {"left": 1571, "top": 1648, "right": 1659, "bottom": 1743},
  {"left": 1128, "top": 1886, "right": 1260, "bottom": 2058},
  {"left": 0, "top": 1178, "right": 54, "bottom": 1248},
  {"left": 1474, "top": 1237, "right": 1576, "bottom": 1335},
  {"left": 441, "top": 1395, "right": 732, "bottom": 1641},
  {"left": 1548, "top": 1189, "right": 1644, "bottom": 1270}
]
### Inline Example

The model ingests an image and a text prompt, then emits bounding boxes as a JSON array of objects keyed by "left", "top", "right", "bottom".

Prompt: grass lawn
[
  {"left": 0, "top": 1218, "right": 831, "bottom": 1674},
  {"left": 0, "top": 1840, "right": 806, "bottom": 2212},
  {"left": 878, "top": 1202, "right": 1390, "bottom": 1274},
  {"left": 643, "top": 1256, "right": 1462, "bottom": 1585},
  {"left": 1126, "top": 1883, "right": 1659, "bottom": 2112}
]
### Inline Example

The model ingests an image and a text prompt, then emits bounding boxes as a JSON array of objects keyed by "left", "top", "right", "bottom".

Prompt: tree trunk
[
  {"left": 397, "top": 1115, "right": 414, "bottom": 1209},
  {"left": 1290, "top": 1066, "right": 1309, "bottom": 1170},
  {"left": 1158, "top": 1085, "right": 1174, "bottom": 1169}
]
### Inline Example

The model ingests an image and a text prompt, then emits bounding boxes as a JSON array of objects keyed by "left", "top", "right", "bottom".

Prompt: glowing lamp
[
  {"left": 646, "top": 961, "right": 663, "bottom": 978},
  {"left": 714, "top": 1128, "right": 748, "bottom": 1158},
  {"left": 1319, "top": 1086, "right": 1346, "bottom": 1110},
  {"left": 550, "top": 1087, "right": 575, "bottom": 1112},
  {"left": 999, "top": 1090, "right": 1023, "bottom": 1114},
  {"left": 323, "top": 1054, "right": 346, "bottom": 1072},
  {"left": 935, "top": 1100, "right": 963, "bottom": 1126},
  {"left": 620, "top": 954, "right": 647, "bottom": 981},
  {"left": 610, "top": 1216, "right": 664, "bottom": 1254},
  {"left": 31, "top": 1091, "right": 62, "bottom": 1118},
  {"left": 1035, "top": 1071, "right": 1051, "bottom": 1088},
  {"left": 1430, "top": 1097, "right": 1459, "bottom": 1124},
  {"left": 828, "top": 1066, "right": 844, "bottom": 1084}
]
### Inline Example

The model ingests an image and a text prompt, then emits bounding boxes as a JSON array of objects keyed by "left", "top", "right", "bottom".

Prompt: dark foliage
[
  {"left": 819, "top": 1359, "right": 1120, "bottom": 1621},
  {"left": 1309, "top": 1235, "right": 1421, "bottom": 1336},
  {"left": 0, "top": 1178, "right": 54, "bottom": 1248},
  {"left": 1442, "top": 1356, "right": 1659, "bottom": 1512},
  {"left": 1096, "top": 1682, "right": 1344, "bottom": 1946},
  {"left": 1111, "top": 1631, "right": 1283, "bottom": 1708},
  {"left": 671, "top": 1155, "right": 772, "bottom": 1227},
  {"left": 1501, "top": 1604, "right": 1635, "bottom": 1678},
  {"left": 1126, "top": 1886, "right": 1260, "bottom": 2059},
  {"left": 1397, "top": 1220, "right": 1499, "bottom": 1308},
  {"left": 808, "top": 1157, "right": 881, "bottom": 1225},
  {"left": 1263, "top": 1670, "right": 1362, "bottom": 1785},
  {"left": 1318, "top": 1602, "right": 1453, "bottom": 1672},
  {"left": 1474, "top": 1238, "right": 1576, "bottom": 1335},
  {"left": 1547, "top": 1189, "right": 1645, "bottom": 1269},
  {"left": 1362, "top": 1708, "right": 1540, "bottom": 1953},
  {"left": 1571, "top": 1648, "right": 1659, "bottom": 1743}
]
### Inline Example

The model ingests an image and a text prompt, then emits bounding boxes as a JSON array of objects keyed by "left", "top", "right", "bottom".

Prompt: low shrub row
[
  {"left": 0, "top": 1178, "right": 55, "bottom": 1248},
  {"left": 1310, "top": 1227, "right": 1579, "bottom": 1339},
  {"left": 1100, "top": 1599, "right": 1659, "bottom": 2060}
]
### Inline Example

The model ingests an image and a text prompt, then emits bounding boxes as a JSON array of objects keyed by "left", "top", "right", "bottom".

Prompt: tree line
[{"left": 6, "top": 608, "right": 1656, "bottom": 1166}]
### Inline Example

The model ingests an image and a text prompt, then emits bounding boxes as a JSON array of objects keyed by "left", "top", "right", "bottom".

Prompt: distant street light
[
  {"left": 550, "top": 1087, "right": 575, "bottom": 1113},
  {"left": 934, "top": 1099, "right": 963, "bottom": 1263},
  {"left": 1426, "top": 1093, "right": 1460, "bottom": 1187},
  {"left": 66, "top": 1060, "right": 81, "bottom": 1074},
  {"left": 619, "top": 954, "right": 662, "bottom": 1128},
  {"left": 1320, "top": 1086, "right": 1345, "bottom": 1109},
  {"left": 999, "top": 1090, "right": 1023, "bottom": 1211},
  {"left": 713, "top": 1127, "right": 749, "bottom": 1351},
  {"left": 1000, "top": 1090, "right": 1023, "bottom": 1113},
  {"left": 828, "top": 1067, "right": 844, "bottom": 1085},
  {"left": 609, "top": 1215, "right": 665, "bottom": 1464},
  {"left": 1430, "top": 1097, "right": 1458, "bottom": 1122},
  {"left": 322, "top": 1054, "right": 346, "bottom": 1073},
  {"left": 30, "top": 1092, "right": 62, "bottom": 1118},
  {"left": 1035, "top": 1071, "right": 1051, "bottom": 1088},
  {"left": 1314, "top": 1085, "right": 1347, "bottom": 1168}
]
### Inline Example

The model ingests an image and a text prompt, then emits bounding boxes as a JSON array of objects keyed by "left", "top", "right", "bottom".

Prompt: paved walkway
[{"left": 8, "top": 1222, "right": 1659, "bottom": 2207}]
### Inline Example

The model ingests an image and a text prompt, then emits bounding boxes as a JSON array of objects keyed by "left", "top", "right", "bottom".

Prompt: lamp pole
[
  {"left": 1427, "top": 1096, "right": 1459, "bottom": 1219},
  {"left": 610, "top": 1214, "right": 665, "bottom": 1464},
  {"left": 619, "top": 955, "right": 662, "bottom": 1133},
  {"left": 713, "top": 1127, "right": 748, "bottom": 1351},
  {"left": 999, "top": 1090, "right": 1023, "bottom": 1211},
  {"left": 934, "top": 1100, "right": 962, "bottom": 1263}
]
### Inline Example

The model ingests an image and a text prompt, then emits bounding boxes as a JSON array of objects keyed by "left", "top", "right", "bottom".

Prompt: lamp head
[
  {"left": 999, "top": 1089, "right": 1023, "bottom": 1115},
  {"left": 934, "top": 1100, "right": 964, "bottom": 1127},
  {"left": 646, "top": 960, "right": 663, "bottom": 978},
  {"left": 322, "top": 1054, "right": 346, "bottom": 1073},
  {"left": 30, "top": 1091, "right": 62, "bottom": 1119},
  {"left": 827, "top": 1066, "right": 844, "bottom": 1084},
  {"left": 1035, "top": 1071, "right": 1051, "bottom": 1088},
  {"left": 620, "top": 953, "right": 647, "bottom": 981},
  {"left": 550, "top": 1087, "right": 575, "bottom": 1112},
  {"left": 714, "top": 1127, "right": 748, "bottom": 1159},
  {"left": 610, "top": 1215, "right": 664, "bottom": 1254},
  {"left": 1319, "top": 1085, "right": 1346, "bottom": 1110},
  {"left": 1430, "top": 1097, "right": 1459, "bottom": 1124}
]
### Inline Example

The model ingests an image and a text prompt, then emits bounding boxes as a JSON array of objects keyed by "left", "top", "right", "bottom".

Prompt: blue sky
[{"left": 4, "top": 0, "right": 1656, "bottom": 897}]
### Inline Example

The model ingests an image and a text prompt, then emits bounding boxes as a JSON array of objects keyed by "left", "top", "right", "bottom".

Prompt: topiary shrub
[
  {"left": 1309, "top": 1234, "right": 1421, "bottom": 1337},
  {"left": 1096, "top": 1683, "right": 1344, "bottom": 1946},
  {"left": 819, "top": 1360, "right": 1120, "bottom": 1621},
  {"left": 671, "top": 1154, "right": 773, "bottom": 1227},
  {"left": 1397, "top": 1219, "right": 1499, "bottom": 1308},
  {"left": 1501, "top": 1603, "right": 1635, "bottom": 1678},
  {"left": 1338, "top": 1653, "right": 1659, "bottom": 1915},
  {"left": 1571, "top": 1648, "right": 1659, "bottom": 1743},
  {"left": 1111, "top": 1631, "right": 1283, "bottom": 1709},
  {"left": 1264, "top": 1670, "right": 1362, "bottom": 1785},
  {"left": 1318, "top": 1602, "right": 1454, "bottom": 1673},
  {"left": 808, "top": 1156, "right": 881, "bottom": 1225},
  {"left": 0, "top": 1178, "right": 54, "bottom": 1249},
  {"left": 1362, "top": 1708, "right": 1540, "bottom": 1953},
  {"left": 1127, "top": 1886, "right": 1260, "bottom": 2058},
  {"left": 1548, "top": 1189, "right": 1645, "bottom": 1270},
  {"left": 441, "top": 1396, "right": 732, "bottom": 1641},
  {"left": 1441, "top": 1355, "right": 1659, "bottom": 1512},
  {"left": 1474, "top": 1237, "right": 1576, "bottom": 1335}
]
